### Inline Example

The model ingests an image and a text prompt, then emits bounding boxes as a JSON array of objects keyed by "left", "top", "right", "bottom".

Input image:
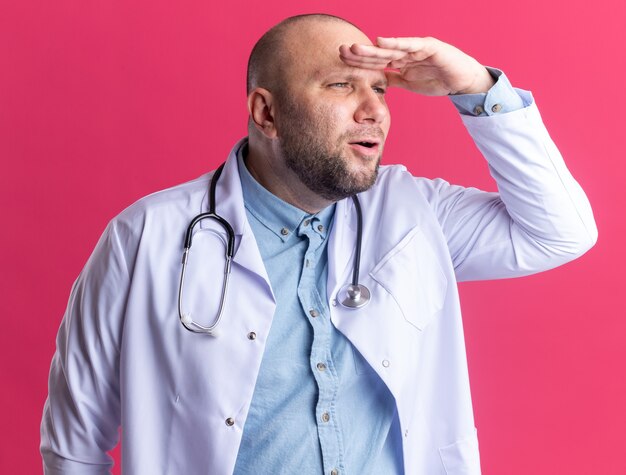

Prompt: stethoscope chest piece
[{"left": 339, "top": 283, "right": 371, "bottom": 309}]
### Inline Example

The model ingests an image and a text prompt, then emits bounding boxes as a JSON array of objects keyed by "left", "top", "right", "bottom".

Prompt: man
[{"left": 41, "top": 13, "right": 597, "bottom": 475}]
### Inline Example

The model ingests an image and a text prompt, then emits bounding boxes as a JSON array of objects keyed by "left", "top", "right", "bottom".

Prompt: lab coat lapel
[
  {"left": 327, "top": 188, "right": 424, "bottom": 436},
  {"left": 327, "top": 197, "right": 357, "bottom": 306}
]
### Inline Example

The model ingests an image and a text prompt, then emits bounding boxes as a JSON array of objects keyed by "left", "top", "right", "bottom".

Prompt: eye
[
  {"left": 328, "top": 82, "right": 350, "bottom": 89},
  {"left": 373, "top": 86, "right": 387, "bottom": 95}
]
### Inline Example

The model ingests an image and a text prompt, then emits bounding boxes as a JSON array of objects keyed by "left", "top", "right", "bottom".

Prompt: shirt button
[
  {"left": 321, "top": 412, "right": 330, "bottom": 423},
  {"left": 316, "top": 362, "right": 327, "bottom": 371},
  {"left": 382, "top": 359, "right": 390, "bottom": 368},
  {"left": 247, "top": 332, "right": 257, "bottom": 340},
  {"left": 309, "top": 309, "right": 319, "bottom": 318},
  {"left": 473, "top": 105, "right": 485, "bottom": 116},
  {"left": 491, "top": 103, "right": 503, "bottom": 113},
  {"left": 317, "top": 224, "right": 324, "bottom": 232},
  {"left": 280, "top": 227, "right": 289, "bottom": 236},
  {"left": 225, "top": 417, "right": 235, "bottom": 426},
  {"left": 331, "top": 470, "right": 339, "bottom": 475},
  {"left": 303, "top": 219, "right": 311, "bottom": 226}
]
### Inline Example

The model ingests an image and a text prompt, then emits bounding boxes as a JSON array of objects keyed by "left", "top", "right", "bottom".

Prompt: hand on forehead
[
  {"left": 338, "top": 36, "right": 494, "bottom": 95},
  {"left": 339, "top": 37, "right": 434, "bottom": 70}
]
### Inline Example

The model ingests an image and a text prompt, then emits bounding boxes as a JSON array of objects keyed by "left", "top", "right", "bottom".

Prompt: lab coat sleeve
[
  {"left": 41, "top": 220, "right": 130, "bottom": 474},
  {"left": 415, "top": 93, "right": 597, "bottom": 282}
]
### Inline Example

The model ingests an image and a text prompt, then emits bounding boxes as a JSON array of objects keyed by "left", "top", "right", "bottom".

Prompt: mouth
[
  {"left": 352, "top": 141, "right": 377, "bottom": 148},
  {"left": 348, "top": 138, "right": 381, "bottom": 155}
]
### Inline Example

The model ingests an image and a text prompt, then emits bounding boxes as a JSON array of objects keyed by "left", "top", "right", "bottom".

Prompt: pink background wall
[{"left": 2, "top": 0, "right": 625, "bottom": 473}]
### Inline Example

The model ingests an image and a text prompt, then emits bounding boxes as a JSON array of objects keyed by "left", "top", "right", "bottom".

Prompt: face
[{"left": 273, "top": 22, "right": 391, "bottom": 202}]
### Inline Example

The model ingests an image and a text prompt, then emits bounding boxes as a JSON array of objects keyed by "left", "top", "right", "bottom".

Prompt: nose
[{"left": 354, "top": 88, "right": 388, "bottom": 125}]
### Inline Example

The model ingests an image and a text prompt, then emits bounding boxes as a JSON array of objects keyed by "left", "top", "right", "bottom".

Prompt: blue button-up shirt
[{"left": 232, "top": 148, "right": 403, "bottom": 475}]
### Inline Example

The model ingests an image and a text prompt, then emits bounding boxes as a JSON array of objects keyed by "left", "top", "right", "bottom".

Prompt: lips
[
  {"left": 348, "top": 137, "right": 382, "bottom": 156},
  {"left": 347, "top": 127, "right": 384, "bottom": 145},
  {"left": 350, "top": 140, "right": 378, "bottom": 148}
]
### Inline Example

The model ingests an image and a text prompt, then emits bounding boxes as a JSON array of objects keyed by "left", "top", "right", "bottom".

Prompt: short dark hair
[{"left": 246, "top": 14, "right": 361, "bottom": 95}]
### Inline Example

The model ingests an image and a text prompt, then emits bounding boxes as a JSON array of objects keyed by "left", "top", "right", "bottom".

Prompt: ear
[{"left": 247, "top": 88, "right": 277, "bottom": 139}]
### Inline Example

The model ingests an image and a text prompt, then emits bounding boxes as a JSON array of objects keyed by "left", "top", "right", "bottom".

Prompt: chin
[{"left": 351, "top": 163, "right": 380, "bottom": 192}]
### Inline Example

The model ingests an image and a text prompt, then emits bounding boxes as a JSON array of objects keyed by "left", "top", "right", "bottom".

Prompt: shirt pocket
[{"left": 369, "top": 226, "right": 448, "bottom": 331}]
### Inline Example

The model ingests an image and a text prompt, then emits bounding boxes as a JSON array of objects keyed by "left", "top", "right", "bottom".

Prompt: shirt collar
[{"left": 237, "top": 145, "right": 335, "bottom": 242}]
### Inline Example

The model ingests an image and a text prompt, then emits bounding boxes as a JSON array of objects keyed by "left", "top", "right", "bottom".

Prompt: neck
[{"left": 245, "top": 139, "right": 333, "bottom": 214}]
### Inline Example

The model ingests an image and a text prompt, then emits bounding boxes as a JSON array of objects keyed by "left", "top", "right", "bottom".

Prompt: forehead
[{"left": 282, "top": 21, "right": 378, "bottom": 82}]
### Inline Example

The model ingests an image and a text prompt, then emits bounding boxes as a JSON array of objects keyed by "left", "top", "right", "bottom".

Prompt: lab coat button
[
  {"left": 491, "top": 103, "right": 503, "bottom": 113},
  {"left": 321, "top": 412, "right": 330, "bottom": 422},
  {"left": 225, "top": 417, "right": 235, "bottom": 426},
  {"left": 382, "top": 359, "right": 390, "bottom": 368},
  {"left": 247, "top": 332, "right": 256, "bottom": 340}
]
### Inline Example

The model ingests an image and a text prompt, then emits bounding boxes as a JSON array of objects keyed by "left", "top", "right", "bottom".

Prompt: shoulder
[
  {"left": 361, "top": 164, "right": 470, "bottom": 237},
  {"left": 104, "top": 173, "right": 214, "bottom": 241},
  {"left": 96, "top": 173, "right": 213, "bottom": 266},
  {"left": 115, "top": 173, "right": 211, "bottom": 226},
  {"left": 368, "top": 164, "right": 451, "bottom": 203}
]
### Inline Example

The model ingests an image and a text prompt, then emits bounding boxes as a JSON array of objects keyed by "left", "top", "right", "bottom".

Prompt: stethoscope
[{"left": 178, "top": 162, "right": 371, "bottom": 335}]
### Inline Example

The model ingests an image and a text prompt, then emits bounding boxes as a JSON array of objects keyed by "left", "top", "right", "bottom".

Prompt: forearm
[{"left": 41, "top": 222, "right": 127, "bottom": 473}]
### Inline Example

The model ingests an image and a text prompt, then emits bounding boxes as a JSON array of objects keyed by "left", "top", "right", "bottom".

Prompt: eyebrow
[{"left": 316, "top": 71, "right": 388, "bottom": 87}]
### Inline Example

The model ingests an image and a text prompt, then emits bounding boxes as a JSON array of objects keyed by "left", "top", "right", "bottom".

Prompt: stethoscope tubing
[
  {"left": 178, "top": 160, "right": 371, "bottom": 335},
  {"left": 178, "top": 164, "right": 235, "bottom": 335}
]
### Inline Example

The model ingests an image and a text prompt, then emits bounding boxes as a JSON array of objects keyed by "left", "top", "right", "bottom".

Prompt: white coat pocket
[
  {"left": 369, "top": 226, "right": 447, "bottom": 331},
  {"left": 438, "top": 430, "right": 482, "bottom": 475}
]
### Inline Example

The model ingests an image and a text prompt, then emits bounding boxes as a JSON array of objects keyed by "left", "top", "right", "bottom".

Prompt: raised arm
[{"left": 341, "top": 35, "right": 597, "bottom": 280}]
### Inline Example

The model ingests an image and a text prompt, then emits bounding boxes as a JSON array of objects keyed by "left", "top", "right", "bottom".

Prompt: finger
[
  {"left": 339, "top": 46, "right": 395, "bottom": 70},
  {"left": 387, "top": 58, "right": 411, "bottom": 69},
  {"left": 340, "top": 57, "right": 390, "bottom": 70},
  {"left": 341, "top": 43, "right": 407, "bottom": 62},
  {"left": 340, "top": 56, "right": 392, "bottom": 67},
  {"left": 339, "top": 50, "right": 391, "bottom": 64},
  {"left": 338, "top": 44, "right": 390, "bottom": 64},
  {"left": 384, "top": 70, "right": 410, "bottom": 90},
  {"left": 376, "top": 36, "right": 438, "bottom": 54},
  {"left": 385, "top": 71, "right": 409, "bottom": 89},
  {"left": 386, "top": 69, "right": 451, "bottom": 96}
]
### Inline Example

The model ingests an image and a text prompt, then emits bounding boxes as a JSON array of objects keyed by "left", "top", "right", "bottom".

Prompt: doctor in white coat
[{"left": 41, "top": 14, "right": 597, "bottom": 475}]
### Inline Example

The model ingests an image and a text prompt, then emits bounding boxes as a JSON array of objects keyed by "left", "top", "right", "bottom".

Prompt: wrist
[{"left": 454, "top": 67, "right": 495, "bottom": 95}]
